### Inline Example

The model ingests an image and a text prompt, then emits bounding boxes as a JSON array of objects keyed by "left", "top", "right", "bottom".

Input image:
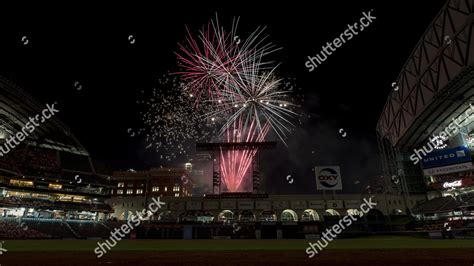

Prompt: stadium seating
[
  {"left": 0, "top": 218, "right": 117, "bottom": 239},
  {"left": 0, "top": 220, "right": 51, "bottom": 239},
  {"left": 412, "top": 196, "right": 461, "bottom": 213},
  {"left": 22, "top": 218, "right": 76, "bottom": 239},
  {"left": 66, "top": 220, "right": 111, "bottom": 239}
]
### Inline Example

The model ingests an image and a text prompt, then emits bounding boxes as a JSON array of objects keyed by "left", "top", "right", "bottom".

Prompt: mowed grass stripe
[{"left": 3, "top": 236, "right": 474, "bottom": 252}]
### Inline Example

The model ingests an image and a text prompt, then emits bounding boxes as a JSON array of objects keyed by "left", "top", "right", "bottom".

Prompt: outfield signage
[
  {"left": 220, "top": 201, "right": 236, "bottom": 209},
  {"left": 315, "top": 166, "right": 343, "bottom": 190},
  {"left": 169, "top": 201, "right": 185, "bottom": 210},
  {"left": 443, "top": 180, "right": 462, "bottom": 188},
  {"left": 290, "top": 200, "right": 308, "bottom": 210},
  {"left": 308, "top": 200, "right": 325, "bottom": 209},
  {"left": 238, "top": 201, "right": 254, "bottom": 210},
  {"left": 203, "top": 201, "right": 219, "bottom": 210},
  {"left": 255, "top": 201, "right": 271, "bottom": 210},
  {"left": 186, "top": 202, "right": 202, "bottom": 210},
  {"left": 326, "top": 200, "right": 343, "bottom": 209},
  {"left": 421, "top": 146, "right": 472, "bottom": 169},
  {"left": 344, "top": 200, "right": 361, "bottom": 209},
  {"left": 430, "top": 178, "right": 474, "bottom": 190},
  {"left": 273, "top": 201, "right": 289, "bottom": 209},
  {"left": 423, "top": 161, "right": 473, "bottom": 176}
]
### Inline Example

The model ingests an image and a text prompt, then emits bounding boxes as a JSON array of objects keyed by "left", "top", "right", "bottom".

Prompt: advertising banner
[
  {"left": 421, "top": 146, "right": 472, "bottom": 169},
  {"left": 315, "top": 166, "right": 343, "bottom": 190}
]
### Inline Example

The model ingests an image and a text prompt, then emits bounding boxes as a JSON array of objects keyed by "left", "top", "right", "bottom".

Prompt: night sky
[{"left": 0, "top": 1, "right": 446, "bottom": 194}]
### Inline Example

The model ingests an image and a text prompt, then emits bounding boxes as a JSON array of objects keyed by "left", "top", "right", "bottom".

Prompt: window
[
  {"left": 10, "top": 179, "right": 34, "bottom": 187},
  {"left": 127, "top": 183, "right": 134, "bottom": 188},
  {"left": 117, "top": 189, "right": 123, "bottom": 195},
  {"left": 152, "top": 186, "right": 159, "bottom": 192},
  {"left": 48, "top": 183, "right": 62, "bottom": 190},
  {"left": 174, "top": 193, "right": 179, "bottom": 197},
  {"left": 388, "top": 200, "right": 391, "bottom": 204},
  {"left": 164, "top": 186, "right": 168, "bottom": 192},
  {"left": 136, "top": 189, "right": 143, "bottom": 194},
  {"left": 118, "top": 182, "right": 124, "bottom": 188},
  {"left": 173, "top": 185, "right": 180, "bottom": 192},
  {"left": 126, "top": 189, "right": 133, "bottom": 194}
]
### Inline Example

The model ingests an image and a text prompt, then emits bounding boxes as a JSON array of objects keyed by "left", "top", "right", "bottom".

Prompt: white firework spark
[{"left": 133, "top": 74, "right": 218, "bottom": 160}]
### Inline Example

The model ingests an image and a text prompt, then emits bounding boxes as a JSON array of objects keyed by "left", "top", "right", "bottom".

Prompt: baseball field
[{"left": 1, "top": 236, "right": 473, "bottom": 265}]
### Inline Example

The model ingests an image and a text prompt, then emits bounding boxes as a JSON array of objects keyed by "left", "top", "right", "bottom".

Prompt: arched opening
[
  {"left": 281, "top": 209, "right": 298, "bottom": 222},
  {"left": 302, "top": 209, "right": 320, "bottom": 221},
  {"left": 324, "top": 209, "right": 340, "bottom": 217},
  {"left": 239, "top": 210, "right": 256, "bottom": 222},
  {"left": 366, "top": 209, "right": 385, "bottom": 222},
  {"left": 366, "top": 209, "right": 386, "bottom": 232},
  {"left": 260, "top": 209, "right": 277, "bottom": 222},
  {"left": 218, "top": 210, "right": 236, "bottom": 224},
  {"left": 346, "top": 209, "right": 360, "bottom": 217}
]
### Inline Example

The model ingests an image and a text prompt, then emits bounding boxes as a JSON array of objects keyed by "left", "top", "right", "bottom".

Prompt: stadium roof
[
  {"left": 0, "top": 77, "right": 89, "bottom": 156},
  {"left": 376, "top": 1, "right": 473, "bottom": 147}
]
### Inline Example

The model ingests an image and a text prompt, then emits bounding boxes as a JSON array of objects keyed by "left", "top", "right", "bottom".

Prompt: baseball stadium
[{"left": 1, "top": 1, "right": 474, "bottom": 266}]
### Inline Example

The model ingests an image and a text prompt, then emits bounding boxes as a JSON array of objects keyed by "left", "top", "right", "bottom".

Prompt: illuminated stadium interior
[{"left": 0, "top": 77, "right": 114, "bottom": 224}]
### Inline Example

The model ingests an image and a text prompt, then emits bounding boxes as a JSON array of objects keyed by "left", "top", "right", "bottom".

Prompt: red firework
[
  {"left": 219, "top": 116, "right": 270, "bottom": 192},
  {"left": 175, "top": 21, "right": 241, "bottom": 104},
  {"left": 175, "top": 16, "right": 296, "bottom": 193}
]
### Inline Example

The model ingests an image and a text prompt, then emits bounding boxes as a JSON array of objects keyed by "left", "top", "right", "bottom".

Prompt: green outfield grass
[{"left": 2, "top": 236, "right": 474, "bottom": 252}]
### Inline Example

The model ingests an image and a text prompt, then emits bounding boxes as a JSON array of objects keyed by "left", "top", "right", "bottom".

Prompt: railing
[{"left": 64, "top": 221, "right": 83, "bottom": 239}]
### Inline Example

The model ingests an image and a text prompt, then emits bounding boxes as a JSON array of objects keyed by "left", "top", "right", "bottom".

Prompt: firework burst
[
  {"left": 175, "top": 15, "right": 279, "bottom": 105},
  {"left": 174, "top": 15, "right": 300, "bottom": 191}
]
